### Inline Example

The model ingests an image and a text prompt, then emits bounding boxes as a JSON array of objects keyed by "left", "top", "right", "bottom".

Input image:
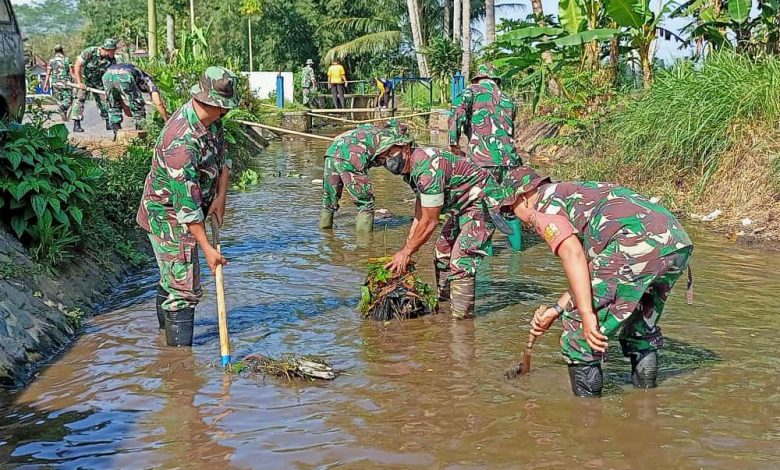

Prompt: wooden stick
[
  {"left": 521, "top": 332, "right": 536, "bottom": 374},
  {"left": 350, "top": 110, "right": 437, "bottom": 125},
  {"left": 65, "top": 82, "right": 107, "bottom": 96},
  {"left": 237, "top": 119, "right": 335, "bottom": 142},
  {"left": 211, "top": 217, "right": 231, "bottom": 368},
  {"left": 306, "top": 107, "right": 397, "bottom": 114},
  {"left": 306, "top": 113, "right": 360, "bottom": 124}
]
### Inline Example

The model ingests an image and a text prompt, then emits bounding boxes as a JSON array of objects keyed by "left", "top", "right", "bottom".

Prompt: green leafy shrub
[
  {"left": 0, "top": 122, "right": 98, "bottom": 264},
  {"left": 93, "top": 143, "right": 152, "bottom": 230}
]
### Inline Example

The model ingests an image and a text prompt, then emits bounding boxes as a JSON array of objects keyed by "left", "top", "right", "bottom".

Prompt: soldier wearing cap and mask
[
  {"left": 70, "top": 38, "right": 118, "bottom": 133},
  {"left": 498, "top": 166, "right": 694, "bottom": 397},
  {"left": 136, "top": 66, "right": 240, "bottom": 348},
  {"left": 302, "top": 59, "right": 317, "bottom": 107}
]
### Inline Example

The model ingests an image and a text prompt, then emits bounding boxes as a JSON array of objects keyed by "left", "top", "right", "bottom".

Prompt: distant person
[
  {"left": 70, "top": 38, "right": 118, "bottom": 133},
  {"left": 374, "top": 77, "right": 393, "bottom": 109},
  {"left": 102, "top": 62, "right": 169, "bottom": 134},
  {"left": 42, "top": 45, "right": 73, "bottom": 121},
  {"left": 327, "top": 58, "right": 347, "bottom": 109},
  {"left": 301, "top": 59, "right": 317, "bottom": 107},
  {"left": 136, "top": 66, "right": 240, "bottom": 348},
  {"left": 498, "top": 166, "right": 694, "bottom": 397}
]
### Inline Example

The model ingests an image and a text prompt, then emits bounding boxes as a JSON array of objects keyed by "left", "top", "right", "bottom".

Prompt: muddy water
[{"left": 2, "top": 139, "right": 779, "bottom": 470}]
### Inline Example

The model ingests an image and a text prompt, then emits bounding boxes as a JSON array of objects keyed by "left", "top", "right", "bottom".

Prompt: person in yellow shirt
[{"left": 327, "top": 58, "right": 347, "bottom": 109}]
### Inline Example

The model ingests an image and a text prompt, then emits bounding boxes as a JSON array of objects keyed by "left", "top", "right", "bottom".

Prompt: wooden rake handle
[{"left": 211, "top": 217, "right": 231, "bottom": 368}]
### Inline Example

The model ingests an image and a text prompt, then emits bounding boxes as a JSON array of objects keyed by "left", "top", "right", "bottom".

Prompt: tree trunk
[
  {"left": 461, "top": 0, "right": 471, "bottom": 78},
  {"left": 147, "top": 0, "right": 157, "bottom": 59},
  {"left": 453, "top": 0, "right": 461, "bottom": 41},
  {"left": 640, "top": 45, "right": 652, "bottom": 88},
  {"left": 609, "top": 35, "right": 619, "bottom": 83},
  {"left": 444, "top": 0, "right": 451, "bottom": 38},
  {"left": 248, "top": 17, "right": 253, "bottom": 72},
  {"left": 485, "top": 0, "right": 495, "bottom": 45},
  {"left": 407, "top": 0, "right": 430, "bottom": 76},
  {"left": 189, "top": 0, "right": 195, "bottom": 31},
  {"left": 530, "top": 0, "right": 544, "bottom": 23},
  {"left": 529, "top": 0, "right": 557, "bottom": 94},
  {"left": 166, "top": 14, "right": 175, "bottom": 57}
]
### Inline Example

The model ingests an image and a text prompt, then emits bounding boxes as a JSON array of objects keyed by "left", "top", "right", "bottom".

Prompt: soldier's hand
[
  {"left": 385, "top": 250, "right": 412, "bottom": 277},
  {"left": 530, "top": 305, "right": 558, "bottom": 337},
  {"left": 204, "top": 246, "right": 228, "bottom": 273},
  {"left": 449, "top": 145, "right": 464, "bottom": 157},
  {"left": 581, "top": 311, "right": 608, "bottom": 352}
]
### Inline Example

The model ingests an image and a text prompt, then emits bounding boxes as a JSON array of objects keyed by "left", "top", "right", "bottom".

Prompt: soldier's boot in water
[
  {"left": 450, "top": 277, "right": 476, "bottom": 319},
  {"left": 164, "top": 307, "right": 195, "bottom": 347},
  {"left": 319, "top": 209, "right": 334, "bottom": 229},
  {"left": 629, "top": 350, "right": 658, "bottom": 389},
  {"left": 435, "top": 267, "right": 452, "bottom": 302},
  {"left": 355, "top": 211, "right": 374, "bottom": 233},
  {"left": 72, "top": 120, "right": 84, "bottom": 133},
  {"left": 155, "top": 285, "right": 167, "bottom": 329},
  {"left": 568, "top": 364, "right": 604, "bottom": 397}
]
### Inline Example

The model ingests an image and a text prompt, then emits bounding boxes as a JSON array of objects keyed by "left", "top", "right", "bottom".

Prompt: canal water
[{"left": 1, "top": 139, "right": 778, "bottom": 469}]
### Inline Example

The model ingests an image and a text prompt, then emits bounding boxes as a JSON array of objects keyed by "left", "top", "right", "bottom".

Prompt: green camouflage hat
[
  {"left": 504, "top": 166, "right": 551, "bottom": 198},
  {"left": 190, "top": 66, "right": 241, "bottom": 109},
  {"left": 306, "top": 59, "right": 314, "bottom": 65},
  {"left": 471, "top": 63, "right": 500, "bottom": 83},
  {"left": 101, "top": 38, "right": 118, "bottom": 50},
  {"left": 375, "top": 121, "right": 414, "bottom": 156}
]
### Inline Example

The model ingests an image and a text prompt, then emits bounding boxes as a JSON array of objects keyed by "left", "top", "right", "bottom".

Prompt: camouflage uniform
[
  {"left": 136, "top": 67, "right": 239, "bottom": 314},
  {"left": 301, "top": 63, "right": 316, "bottom": 107},
  {"left": 405, "top": 147, "right": 498, "bottom": 317},
  {"left": 102, "top": 63, "right": 158, "bottom": 129},
  {"left": 523, "top": 180, "right": 694, "bottom": 365},
  {"left": 448, "top": 63, "right": 521, "bottom": 178},
  {"left": 48, "top": 53, "right": 73, "bottom": 116},
  {"left": 70, "top": 44, "right": 116, "bottom": 121},
  {"left": 322, "top": 123, "right": 409, "bottom": 214}
]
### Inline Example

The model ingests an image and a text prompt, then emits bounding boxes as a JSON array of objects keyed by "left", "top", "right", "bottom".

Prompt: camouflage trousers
[
  {"left": 560, "top": 244, "right": 693, "bottom": 365},
  {"left": 148, "top": 232, "right": 203, "bottom": 312},
  {"left": 321, "top": 156, "right": 375, "bottom": 213},
  {"left": 103, "top": 70, "right": 146, "bottom": 129},
  {"left": 302, "top": 86, "right": 314, "bottom": 106},
  {"left": 69, "top": 86, "right": 108, "bottom": 121},
  {"left": 434, "top": 205, "right": 495, "bottom": 282},
  {"left": 51, "top": 85, "right": 73, "bottom": 114}
]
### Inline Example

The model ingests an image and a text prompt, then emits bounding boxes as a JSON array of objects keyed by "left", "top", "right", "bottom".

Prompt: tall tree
[
  {"left": 461, "top": 0, "right": 471, "bottom": 77},
  {"left": 240, "top": 0, "right": 262, "bottom": 72},
  {"left": 453, "top": 0, "right": 462, "bottom": 40},
  {"left": 147, "top": 0, "right": 158, "bottom": 58},
  {"left": 407, "top": 0, "right": 430, "bottom": 76},
  {"left": 485, "top": 0, "right": 495, "bottom": 44}
]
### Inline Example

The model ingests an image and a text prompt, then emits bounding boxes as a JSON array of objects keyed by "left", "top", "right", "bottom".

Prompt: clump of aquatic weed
[
  {"left": 358, "top": 257, "right": 438, "bottom": 321},
  {"left": 225, "top": 354, "right": 338, "bottom": 381}
]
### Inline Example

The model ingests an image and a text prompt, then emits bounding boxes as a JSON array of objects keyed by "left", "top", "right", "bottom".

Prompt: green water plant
[{"left": 359, "top": 256, "right": 438, "bottom": 321}]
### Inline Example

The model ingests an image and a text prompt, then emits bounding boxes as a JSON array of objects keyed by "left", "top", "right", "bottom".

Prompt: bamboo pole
[
  {"left": 211, "top": 217, "right": 231, "bottom": 368},
  {"left": 307, "top": 110, "right": 437, "bottom": 125},
  {"left": 65, "top": 82, "right": 106, "bottom": 96},
  {"left": 237, "top": 120, "right": 335, "bottom": 141}
]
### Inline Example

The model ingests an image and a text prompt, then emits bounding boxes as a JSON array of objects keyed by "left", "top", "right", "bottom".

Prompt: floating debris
[
  {"left": 237, "top": 353, "right": 338, "bottom": 381},
  {"left": 358, "top": 257, "right": 437, "bottom": 321}
]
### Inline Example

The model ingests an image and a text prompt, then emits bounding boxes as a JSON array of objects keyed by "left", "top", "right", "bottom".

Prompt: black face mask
[{"left": 383, "top": 154, "right": 406, "bottom": 175}]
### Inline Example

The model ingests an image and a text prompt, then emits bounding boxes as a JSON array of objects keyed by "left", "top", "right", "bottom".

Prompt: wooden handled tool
[
  {"left": 211, "top": 217, "right": 231, "bottom": 368},
  {"left": 504, "top": 306, "right": 545, "bottom": 379}
]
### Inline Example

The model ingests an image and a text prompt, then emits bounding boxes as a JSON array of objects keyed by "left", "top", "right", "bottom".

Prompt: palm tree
[
  {"left": 407, "top": 0, "right": 430, "bottom": 76},
  {"left": 453, "top": 0, "right": 462, "bottom": 40},
  {"left": 485, "top": 0, "right": 495, "bottom": 44},
  {"left": 147, "top": 0, "right": 158, "bottom": 58},
  {"left": 462, "top": 0, "right": 471, "bottom": 77}
]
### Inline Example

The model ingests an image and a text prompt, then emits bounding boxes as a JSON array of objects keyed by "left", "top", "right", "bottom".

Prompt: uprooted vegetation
[{"left": 358, "top": 257, "right": 438, "bottom": 321}]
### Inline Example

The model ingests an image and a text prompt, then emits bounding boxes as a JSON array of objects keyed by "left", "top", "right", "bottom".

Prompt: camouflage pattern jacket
[
  {"left": 136, "top": 100, "right": 230, "bottom": 240},
  {"left": 48, "top": 53, "right": 71, "bottom": 87},
  {"left": 301, "top": 65, "right": 316, "bottom": 88},
  {"left": 104, "top": 63, "right": 158, "bottom": 93},
  {"left": 326, "top": 124, "right": 385, "bottom": 172},
  {"left": 531, "top": 182, "right": 693, "bottom": 273},
  {"left": 77, "top": 46, "right": 116, "bottom": 88},
  {"left": 447, "top": 79, "right": 520, "bottom": 168},
  {"left": 406, "top": 147, "right": 493, "bottom": 215}
]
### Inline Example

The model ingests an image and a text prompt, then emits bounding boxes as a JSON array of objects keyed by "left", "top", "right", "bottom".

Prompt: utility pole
[{"left": 147, "top": 0, "right": 157, "bottom": 59}]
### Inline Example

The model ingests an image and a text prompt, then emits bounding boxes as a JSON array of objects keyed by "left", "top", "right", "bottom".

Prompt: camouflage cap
[
  {"left": 503, "top": 166, "right": 551, "bottom": 197},
  {"left": 306, "top": 59, "right": 314, "bottom": 65},
  {"left": 190, "top": 66, "right": 241, "bottom": 110},
  {"left": 101, "top": 38, "right": 118, "bottom": 50},
  {"left": 472, "top": 63, "right": 500, "bottom": 83},
  {"left": 375, "top": 120, "right": 414, "bottom": 156}
]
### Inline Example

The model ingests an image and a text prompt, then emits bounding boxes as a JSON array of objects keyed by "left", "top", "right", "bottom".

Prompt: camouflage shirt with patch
[
  {"left": 326, "top": 124, "right": 386, "bottom": 172},
  {"left": 48, "top": 53, "right": 71, "bottom": 86},
  {"left": 105, "top": 63, "right": 158, "bottom": 93},
  {"left": 405, "top": 147, "right": 493, "bottom": 215},
  {"left": 447, "top": 79, "right": 520, "bottom": 168},
  {"left": 136, "top": 100, "right": 230, "bottom": 240},
  {"left": 77, "top": 46, "right": 116, "bottom": 88},
  {"left": 531, "top": 182, "right": 693, "bottom": 268}
]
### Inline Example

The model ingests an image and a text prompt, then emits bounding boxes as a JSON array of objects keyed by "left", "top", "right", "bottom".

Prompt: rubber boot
[
  {"left": 435, "top": 267, "right": 452, "bottom": 301},
  {"left": 567, "top": 364, "right": 604, "bottom": 397},
  {"left": 111, "top": 122, "right": 121, "bottom": 141},
  {"left": 629, "top": 350, "right": 658, "bottom": 389},
  {"left": 164, "top": 307, "right": 195, "bottom": 347},
  {"left": 319, "top": 209, "right": 334, "bottom": 229},
  {"left": 155, "top": 285, "right": 167, "bottom": 329},
  {"left": 507, "top": 216, "right": 523, "bottom": 252},
  {"left": 105, "top": 119, "right": 111, "bottom": 131},
  {"left": 450, "top": 277, "right": 476, "bottom": 319},
  {"left": 355, "top": 211, "right": 374, "bottom": 233},
  {"left": 72, "top": 120, "right": 84, "bottom": 133}
]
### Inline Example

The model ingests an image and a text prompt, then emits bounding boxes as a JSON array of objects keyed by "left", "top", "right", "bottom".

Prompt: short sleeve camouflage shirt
[{"left": 77, "top": 46, "right": 116, "bottom": 88}]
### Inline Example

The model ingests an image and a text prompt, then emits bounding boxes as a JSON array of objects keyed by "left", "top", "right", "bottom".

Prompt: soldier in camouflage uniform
[
  {"left": 301, "top": 59, "right": 317, "bottom": 107},
  {"left": 43, "top": 45, "right": 73, "bottom": 121},
  {"left": 70, "top": 38, "right": 118, "bottom": 133},
  {"left": 102, "top": 62, "right": 169, "bottom": 132},
  {"left": 381, "top": 143, "right": 500, "bottom": 319},
  {"left": 448, "top": 63, "right": 524, "bottom": 252},
  {"left": 319, "top": 120, "right": 414, "bottom": 232},
  {"left": 136, "top": 66, "right": 240, "bottom": 347},
  {"left": 499, "top": 166, "right": 694, "bottom": 397}
]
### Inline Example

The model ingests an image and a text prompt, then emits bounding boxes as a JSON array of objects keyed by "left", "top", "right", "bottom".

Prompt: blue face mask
[{"left": 383, "top": 153, "right": 406, "bottom": 175}]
